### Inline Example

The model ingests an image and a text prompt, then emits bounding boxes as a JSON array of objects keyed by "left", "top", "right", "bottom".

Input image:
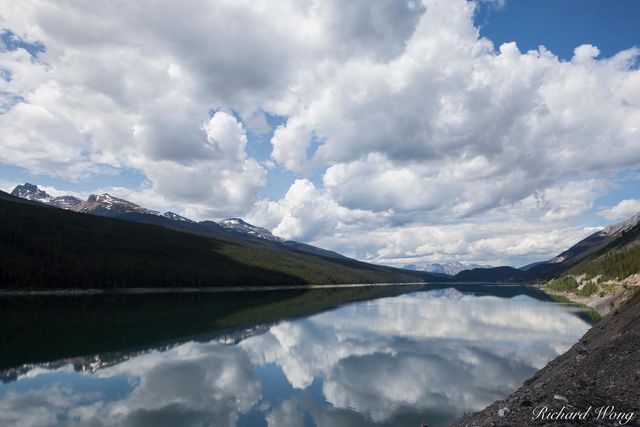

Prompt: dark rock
[{"left": 520, "top": 399, "right": 532, "bottom": 407}]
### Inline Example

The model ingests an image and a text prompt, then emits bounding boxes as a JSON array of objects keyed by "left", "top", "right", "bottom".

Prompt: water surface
[{"left": 0, "top": 285, "right": 595, "bottom": 427}]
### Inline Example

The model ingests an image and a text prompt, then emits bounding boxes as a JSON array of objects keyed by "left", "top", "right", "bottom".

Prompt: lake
[{"left": 0, "top": 284, "right": 597, "bottom": 427}]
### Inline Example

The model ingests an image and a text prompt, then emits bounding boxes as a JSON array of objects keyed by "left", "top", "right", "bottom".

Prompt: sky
[{"left": 0, "top": 0, "right": 639, "bottom": 268}]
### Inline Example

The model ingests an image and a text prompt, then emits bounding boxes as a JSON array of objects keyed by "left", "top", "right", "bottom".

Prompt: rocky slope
[
  {"left": 451, "top": 289, "right": 640, "bottom": 427},
  {"left": 74, "top": 193, "right": 159, "bottom": 216},
  {"left": 526, "top": 212, "right": 640, "bottom": 280},
  {"left": 538, "top": 216, "right": 640, "bottom": 317},
  {"left": 11, "top": 183, "right": 82, "bottom": 209}
]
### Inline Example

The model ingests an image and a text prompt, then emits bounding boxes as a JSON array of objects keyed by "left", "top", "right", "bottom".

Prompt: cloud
[
  {"left": 599, "top": 199, "right": 640, "bottom": 220},
  {"left": 131, "top": 111, "right": 267, "bottom": 217},
  {"left": 254, "top": 0, "right": 638, "bottom": 265},
  {"left": 0, "top": 0, "right": 301, "bottom": 213},
  {"left": 535, "top": 180, "right": 607, "bottom": 222},
  {"left": 317, "top": 0, "right": 426, "bottom": 61},
  {"left": 269, "top": 17, "right": 639, "bottom": 218},
  {"left": 247, "top": 177, "right": 605, "bottom": 266},
  {"left": 340, "top": 222, "right": 600, "bottom": 267},
  {"left": 1, "top": 0, "right": 639, "bottom": 262},
  {"left": 270, "top": 119, "right": 314, "bottom": 174},
  {"left": 247, "top": 178, "right": 381, "bottom": 241},
  {"left": 242, "top": 110, "right": 271, "bottom": 135}
]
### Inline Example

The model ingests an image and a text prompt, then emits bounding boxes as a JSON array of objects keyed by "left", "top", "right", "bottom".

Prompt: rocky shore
[
  {"left": 544, "top": 274, "right": 640, "bottom": 316},
  {"left": 451, "top": 288, "right": 640, "bottom": 426}
]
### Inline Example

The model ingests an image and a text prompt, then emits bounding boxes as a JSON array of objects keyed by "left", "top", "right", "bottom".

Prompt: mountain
[
  {"left": 9, "top": 184, "right": 356, "bottom": 261},
  {"left": 10, "top": 184, "right": 363, "bottom": 261},
  {"left": 405, "top": 261, "right": 493, "bottom": 276},
  {"left": 10, "top": 183, "right": 282, "bottom": 240},
  {"left": 219, "top": 218, "right": 283, "bottom": 242},
  {"left": 518, "top": 261, "right": 546, "bottom": 271},
  {"left": 525, "top": 212, "right": 640, "bottom": 280},
  {"left": 11, "top": 183, "right": 82, "bottom": 209},
  {"left": 0, "top": 189, "right": 448, "bottom": 289},
  {"left": 74, "top": 193, "right": 160, "bottom": 216},
  {"left": 565, "top": 219, "right": 640, "bottom": 281},
  {"left": 454, "top": 266, "right": 527, "bottom": 282},
  {"left": 162, "top": 211, "right": 194, "bottom": 223},
  {"left": 600, "top": 212, "right": 640, "bottom": 236},
  {"left": 458, "top": 212, "right": 640, "bottom": 282}
]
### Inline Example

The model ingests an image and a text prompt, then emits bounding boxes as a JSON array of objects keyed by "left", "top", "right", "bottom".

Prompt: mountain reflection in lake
[{"left": 0, "top": 286, "right": 594, "bottom": 427}]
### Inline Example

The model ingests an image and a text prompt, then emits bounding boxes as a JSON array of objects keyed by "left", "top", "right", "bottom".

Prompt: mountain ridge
[
  {"left": 11, "top": 183, "right": 285, "bottom": 244},
  {"left": 11, "top": 183, "right": 640, "bottom": 285},
  {"left": 0, "top": 189, "right": 448, "bottom": 289},
  {"left": 455, "top": 211, "right": 640, "bottom": 282},
  {"left": 404, "top": 261, "right": 493, "bottom": 276},
  {"left": 11, "top": 183, "right": 83, "bottom": 210}
]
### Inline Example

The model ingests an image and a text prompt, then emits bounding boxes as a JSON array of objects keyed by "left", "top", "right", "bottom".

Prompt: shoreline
[
  {"left": 0, "top": 281, "right": 533, "bottom": 297},
  {"left": 451, "top": 286, "right": 640, "bottom": 426},
  {"left": 451, "top": 287, "right": 640, "bottom": 426},
  {"left": 535, "top": 276, "right": 640, "bottom": 316},
  {"left": 0, "top": 282, "right": 428, "bottom": 296}
]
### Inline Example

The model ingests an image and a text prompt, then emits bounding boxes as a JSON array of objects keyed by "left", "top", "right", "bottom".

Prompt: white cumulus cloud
[{"left": 599, "top": 199, "right": 640, "bottom": 220}]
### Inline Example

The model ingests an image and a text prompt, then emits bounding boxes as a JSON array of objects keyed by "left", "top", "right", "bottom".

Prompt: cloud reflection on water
[{"left": 0, "top": 288, "right": 591, "bottom": 427}]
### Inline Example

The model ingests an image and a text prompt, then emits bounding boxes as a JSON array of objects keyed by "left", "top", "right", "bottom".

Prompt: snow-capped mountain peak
[
  {"left": 162, "top": 212, "right": 194, "bottom": 223},
  {"left": 219, "top": 218, "right": 283, "bottom": 242},
  {"left": 10, "top": 183, "right": 82, "bottom": 209},
  {"left": 75, "top": 194, "right": 160, "bottom": 215},
  {"left": 11, "top": 183, "right": 49, "bottom": 201},
  {"left": 403, "top": 261, "right": 493, "bottom": 276}
]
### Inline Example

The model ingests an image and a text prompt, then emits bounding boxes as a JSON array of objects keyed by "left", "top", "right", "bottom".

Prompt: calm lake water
[{"left": 0, "top": 285, "right": 596, "bottom": 427}]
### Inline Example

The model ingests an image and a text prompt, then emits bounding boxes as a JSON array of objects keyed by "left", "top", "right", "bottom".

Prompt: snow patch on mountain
[
  {"left": 162, "top": 212, "right": 195, "bottom": 223},
  {"left": 74, "top": 194, "right": 160, "bottom": 215},
  {"left": 220, "top": 218, "right": 283, "bottom": 242},
  {"left": 10, "top": 183, "right": 82, "bottom": 209}
]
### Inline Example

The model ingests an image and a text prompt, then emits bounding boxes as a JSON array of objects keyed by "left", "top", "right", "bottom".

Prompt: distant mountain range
[
  {"left": 11, "top": 183, "right": 283, "bottom": 243},
  {"left": 403, "top": 261, "right": 493, "bottom": 276}
]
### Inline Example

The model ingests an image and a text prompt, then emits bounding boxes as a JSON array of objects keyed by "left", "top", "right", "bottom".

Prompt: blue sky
[
  {"left": 477, "top": 0, "right": 640, "bottom": 60},
  {"left": 1, "top": 0, "right": 639, "bottom": 267}
]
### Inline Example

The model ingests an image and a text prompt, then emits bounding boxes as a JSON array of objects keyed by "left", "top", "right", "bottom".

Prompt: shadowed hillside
[{"left": 0, "top": 191, "right": 445, "bottom": 289}]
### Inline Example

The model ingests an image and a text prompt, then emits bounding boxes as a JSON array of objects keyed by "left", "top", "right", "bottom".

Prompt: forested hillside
[
  {"left": 0, "top": 191, "right": 443, "bottom": 289},
  {"left": 567, "top": 223, "right": 640, "bottom": 280}
]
